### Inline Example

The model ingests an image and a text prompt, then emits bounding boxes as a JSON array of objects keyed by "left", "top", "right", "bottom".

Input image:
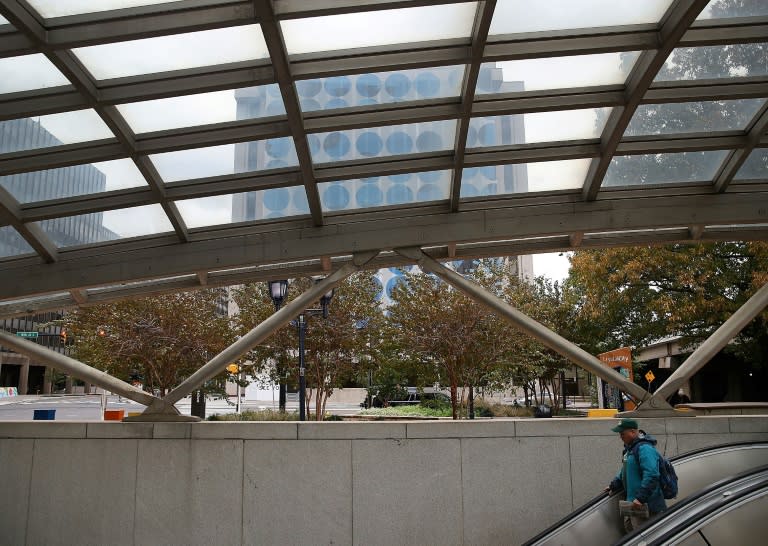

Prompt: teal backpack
[{"left": 632, "top": 440, "right": 678, "bottom": 500}]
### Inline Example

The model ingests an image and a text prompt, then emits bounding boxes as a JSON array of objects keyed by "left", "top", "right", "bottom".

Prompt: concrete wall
[{"left": 1, "top": 416, "right": 767, "bottom": 546}]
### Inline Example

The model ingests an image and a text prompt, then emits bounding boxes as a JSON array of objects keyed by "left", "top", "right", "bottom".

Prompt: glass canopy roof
[{"left": 0, "top": 0, "right": 766, "bottom": 315}]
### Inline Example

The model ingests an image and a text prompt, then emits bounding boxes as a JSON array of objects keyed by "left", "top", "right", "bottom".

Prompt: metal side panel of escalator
[
  {"left": 614, "top": 464, "right": 768, "bottom": 546},
  {"left": 523, "top": 442, "right": 768, "bottom": 546}
]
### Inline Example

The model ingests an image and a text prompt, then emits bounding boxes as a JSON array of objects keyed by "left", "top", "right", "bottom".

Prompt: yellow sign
[
  {"left": 226, "top": 363, "right": 239, "bottom": 374},
  {"left": 645, "top": 370, "right": 655, "bottom": 383}
]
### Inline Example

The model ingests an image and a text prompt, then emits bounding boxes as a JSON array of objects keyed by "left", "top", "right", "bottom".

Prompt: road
[{"left": 0, "top": 394, "right": 363, "bottom": 421}]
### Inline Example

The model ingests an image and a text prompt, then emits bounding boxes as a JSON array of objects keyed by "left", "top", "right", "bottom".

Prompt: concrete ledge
[
  {"left": 729, "top": 416, "right": 768, "bottom": 433},
  {"left": 152, "top": 422, "right": 192, "bottom": 439},
  {"left": 191, "top": 422, "right": 298, "bottom": 439},
  {"left": 87, "top": 422, "right": 154, "bottom": 439},
  {"left": 515, "top": 417, "right": 665, "bottom": 437},
  {"left": 406, "top": 420, "right": 516, "bottom": 438},
  {"left": 666, "top": 416, "right": 730, "bottom": 434},
  {"left": 298, "top": 421, "right": 406, "bottom": 439},
  {"left": 0, "top": 422, "right": 87, "bottom": 438}
]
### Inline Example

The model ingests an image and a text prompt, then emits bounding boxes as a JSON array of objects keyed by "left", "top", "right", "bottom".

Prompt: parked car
[{"left": 388, "top": 392, "right": 451, "bottom": 406}]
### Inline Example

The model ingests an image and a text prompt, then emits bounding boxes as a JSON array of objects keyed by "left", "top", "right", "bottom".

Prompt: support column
[
  {"left": 65, "top": 375, "right": 73, "bottom": 394},
  {"left": 652, "top": 281, "right": 768, "bottom": 403},
  {"left": 18, "top": 358, "right": 29, "bottom": 395},
  {"left": 396, "top": 247, "right": 670, "bottom": 412}
]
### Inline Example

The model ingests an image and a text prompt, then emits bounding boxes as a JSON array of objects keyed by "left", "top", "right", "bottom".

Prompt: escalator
[
  {"left": 523, "top": 442, "right": 768, "bottom": 546},
  {"left": 615, "top": 465, "right": 768, "bottom": 545}
]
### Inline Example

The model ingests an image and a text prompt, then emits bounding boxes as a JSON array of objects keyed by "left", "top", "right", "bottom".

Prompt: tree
[
  {"left": 603, "top": 0, "right": 767, "bottom": 187},
  {"left": 568, "top": 242, "right": 768, "bottom": 361},
  {"left": 387, "top": 261, "right": 517, "bottom": 419},
  {"left": 65, "top": 289, "right": 235, "bottom": 396}
]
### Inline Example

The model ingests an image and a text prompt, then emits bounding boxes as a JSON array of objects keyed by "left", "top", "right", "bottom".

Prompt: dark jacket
[{"left": 609, "top": 433, "right": 667, "bottom": 514}]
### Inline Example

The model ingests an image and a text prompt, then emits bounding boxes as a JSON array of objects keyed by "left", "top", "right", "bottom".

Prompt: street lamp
[
  {"left": 267, "top": 280, "right": 290, "bottom": 412},
  {"left": 266, "top": 278, "right": 334, "bottom": 421}
]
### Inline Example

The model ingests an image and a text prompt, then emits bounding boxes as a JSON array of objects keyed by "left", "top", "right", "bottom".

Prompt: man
[{"left": 606, "top": 418, "right": 667, "bottom": 532}]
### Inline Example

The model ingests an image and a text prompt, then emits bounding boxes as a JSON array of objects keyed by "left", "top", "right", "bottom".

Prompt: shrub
[{"left": 207, "top": 410, "right": 298, "bottom": 421}]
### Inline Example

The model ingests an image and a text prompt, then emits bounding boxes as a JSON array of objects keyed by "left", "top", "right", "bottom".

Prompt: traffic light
[
  {"left": 226, "top": 363, "right": 239, "bottom": 374},
  {"left": 129, "top": 369, "right": 141, "bottom": 384},
  {"left": 60, "top": 329, "right": 67, "bottom": 343}
]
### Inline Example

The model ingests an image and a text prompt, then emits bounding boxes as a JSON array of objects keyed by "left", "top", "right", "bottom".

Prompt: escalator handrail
[
  {"left": 522, "top": 441, "right": 768, "bottom": 546},
  {"left": 613, "top": 463, "right": 768, "bottom": 546}
]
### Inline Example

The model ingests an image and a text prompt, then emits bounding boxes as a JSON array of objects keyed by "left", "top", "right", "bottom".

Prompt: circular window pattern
[
  {"left": 461, "top": 183, "right": 479, "bottom": 198},
  {"left": 448, "top": 68, "right": 462, "bottom": 90},
  {"left": 323, "top": 132, "right": 351, "bottom": 159},
  {"left": 385, "top": 131, "right": 413, "bottom": 155},
  {"left": 266, "top": 138, "right": 291, "bottom": 158},
  {"left": 322, "top": 184, "right": 350, "bottom": 210},
  {"left": 265, "top": 211, "right": 285, "bottom": 219},
  {"left": 292, "top": 188, "right": 309, "bottom": 213},
  {"left": 263, "top": 188, "right": 290, "bottom": 211},
  {"left": 356, "top": 132, "right": 383, "bottom": 157},
  {"left": 372, "top": 275, "right": 384, "bottom": 301},
  {"left": 265, "top": 159, "right": 287, "bottom": 170},
  {"left": 463, "top": 167, "right": 478, "bottom": 179},
  {"left": 361, "top": 176, "right": 379, "bottom": 184},
  {"left": 481, "top": 183, "right": 498, "bottom": 196},
  {"left": 386, "top": 275, "right": 407, "bottom": 299},
  {"left": 388, "top": 265, "right": 414, "bottom": 274},
  {"left": 415, "top": 72, "right": 440, "bottom": 97},
  {"left": 325, "top": 98, "right": 348, "bottom": 110},
  {"left": 384, "top": 73, "right": 411, "bottom": 98},
  {"left": 324, "top": 76, "right": 351, "bottom": 97},
  {"left": 356, "top": 184, "right": 383, "bottom": 208},
  {"left": 481, "top": 166, "right": 497, "bottom": 180},
  {"left": 418, "top": 170, "right": 441, "bottom": 183},
  {"left": 299, "top": 98, "right": 321, "bottom": 112},
  {"left": 478, "top": 123, "right": 497, "bottom": 147},
  {"left": 417, "top": 184, "right": 441, "bottom": 201},
  {"left": 389, "top": 173, "right": 411, "bottom": 184},
  {"left": 416, "top": 131, "right": 442, "bottom": 152},
  {"left": 356, "top": 74, "right": 381, "bottom": 97},
  {"left": 307, "top": 134, "right": 321, "bottom": 156},
  {"left": 466, "top": 125, "right": 478, "bottom": 147},
  {"left": 266, "top": 84, "right": 282, "bottom": 98},
  {"left": 295, "top": 79, "right": 322, "bottom": 97},
  {"left": 387, "top": 184, "right": 413, "bottom": 204},
  {"left": 265, "top": 100, "right": 286, "bottom": 116},
  {"left": 476, "top": 66, "right": 502, "bottom": 93},
  {"left": 357, "top": 98, "right": 378, "bottom": 107}
]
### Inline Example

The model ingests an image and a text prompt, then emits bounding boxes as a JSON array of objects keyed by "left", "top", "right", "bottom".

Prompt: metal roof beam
[
  {"left": 450, "top": 0, "right": 496, "bottom": 211},
  {"left": 713, "top": 104, "right": 768, "bottom": 193},
  {"left": 254, "top": 0, "right": 323, "bottom": 225},
  {"left": 0, "top": 188, "right": 764, "bottom": 301},
  {"left": 582, "top": 0, "right": 711, "bottom": 201}
]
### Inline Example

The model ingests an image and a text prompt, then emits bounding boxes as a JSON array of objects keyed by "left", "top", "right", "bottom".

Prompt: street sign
[
  {"left": 15, "top": 331, "right": 39, "bottom": 338},
  {"left": 645, "top": 370, "right": 655, "bottom": 383}
]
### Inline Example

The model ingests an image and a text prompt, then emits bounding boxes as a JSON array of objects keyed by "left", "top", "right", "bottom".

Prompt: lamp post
[
  {"left": 267, "top": 280, "right": 289, "bottom": 411},
  {"left": 267, "top": 279, "right": 334, "bottom": 420}
]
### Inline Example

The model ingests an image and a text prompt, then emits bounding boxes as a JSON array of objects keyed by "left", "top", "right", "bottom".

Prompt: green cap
[{"left": 611, "top": 418, "right": 639, "bottom": 432}]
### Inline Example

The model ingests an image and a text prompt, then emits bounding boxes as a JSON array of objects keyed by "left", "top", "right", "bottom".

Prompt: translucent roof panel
[
  {"left": 488, "top": 0, "right": 673, "bottom": 36},
  {"left": 177, "top": 187, "right": 309, "bottom": 227},
  {"left": 468, "top": 108, "right": 610, "bottom": 148},
  {"left": 0, "top": 110, "right": 114, "bottom": 154},
  {"left": 297, "top": 66, "right": 465, "bottom": 112},
  {"left": 72, "top": 24, "right": 268, "bottom": 80},
  {"left": 117, "top": 84, "right": 285, "bottom": 134},
  {"left": 35, "top": 204, "right": 173, "bottom": 248},
  {"left": 625, "top": 99, "right": 765, "bottom": 136},
  {"left": 26, "top": 0, "right": 183, "bottom": 18},
  {"left": 734, "top": 148, "right": 768, "bottom": 181},
  {"left": 461, "top": 159, "right": 590, "bottom": 197},
  {"left": 319, "top": 171, "right": 451, "bottom": 212},
  {"left": 603, "top": 150, "right": 729, "bottom": 187},
  {"left": 150, "top": 138, "right": 297, "bottom": 183},
  {"left": 0, "top": 15, "right": 8, "bottom": 25},
  {"left": 281, "top": 3, "right": 477, "bottom": 55},
  {"left": 697, "top": 1, "right": 768, "bottom": 19},
  {"left": 310, "top": 120, "right": 456, "bottom": 164},
  {"left": 655, "top": 43, "right": 768, "bottom": 81},
  {"left": 0, "top": 159, "right": 146, "bottom": 204},
  {"left": 476, "top": 52, "right": 640, "bottom": 95},
  {"left": 0, "top": 54, "right": 70, "bottom": 95},
  {"left": 0, "top": 226, "right": 34, "bottom": 258}
]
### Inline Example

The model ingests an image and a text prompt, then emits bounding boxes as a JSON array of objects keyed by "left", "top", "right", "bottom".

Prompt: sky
[{"left": 533, "top": 252, "right": 571, "bottom": 283}]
